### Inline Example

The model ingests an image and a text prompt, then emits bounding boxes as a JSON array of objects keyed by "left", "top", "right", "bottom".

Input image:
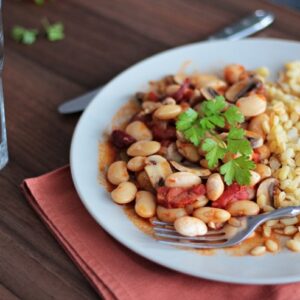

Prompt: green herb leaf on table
[
  {"left": 11, "top": 26, "right": 39, "bottom": 45},
  {"left": 42, "top": 19, "right": 65, "bottom": 42},
  {"left": 34, "top": 0, "right": 45, "bottom": 5},
  {"left": 202, "top": 138, "right": 227, "bottom": 168},
  {"left": 220, "top": 156, "right": 255, "bottom": 185},
  {"left": 227, "top": 128, "right": 252, "bottom": 156}
]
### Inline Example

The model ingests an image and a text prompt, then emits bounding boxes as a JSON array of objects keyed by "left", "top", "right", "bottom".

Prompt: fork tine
[
  {"left": 154, "top": 227, "right": 226, "bottom": 236},
  {"left": 152, "top": 220, "right": 173, "bottom": 226},
  {"left": 152, "top": 220, "right": 225, "bottom": 235},
  {"left": 158, "top": 240, "right": 229, "bottom": 249},
  {"left": 155, "top": 232, "right": 227, "bottom": 242}
]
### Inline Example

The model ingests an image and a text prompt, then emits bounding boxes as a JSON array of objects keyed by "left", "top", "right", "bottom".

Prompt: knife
[{"left": 58, "top": 9, "right": 275, "bottom": 114}]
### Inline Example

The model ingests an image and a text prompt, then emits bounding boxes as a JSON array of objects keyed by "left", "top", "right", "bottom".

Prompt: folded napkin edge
[{"left": 20, "top": 181, "right": 118, "bottom": 300}]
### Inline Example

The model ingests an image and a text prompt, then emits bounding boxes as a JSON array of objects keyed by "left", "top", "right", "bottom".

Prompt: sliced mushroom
[
  {"left": 165, "top": 143, "right": 183, "bottom": 162},
  {"left": 200, "top": 87, "right": 220, "bottom": 100},
  {"left": 194, "top": 74, "right": 221, "bottom": 88},
  {"left": 225, "top": 78, "right": 262, "bottom": 103},
  {"left": 256, "top": 178, "right": 279, "bottom": 206},
  {"left": 176, "top": 140, "right": 200, "bottom": 162},
  {"left": 244, "top": 130, "right": 264, "bottom": 149},
  {"left": 204, "top": 79, "right": 227, "bottom": 92},
  {"left": 144, "top": 155, "right": 173, "bottom": 188},
  {"left": 170, "top": 161, "right": 211, "bottom": 177}
]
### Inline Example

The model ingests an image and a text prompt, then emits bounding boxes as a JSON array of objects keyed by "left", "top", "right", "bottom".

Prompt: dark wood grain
[{"left": 1, "top": 0, "right": 300, "bottom": 299}]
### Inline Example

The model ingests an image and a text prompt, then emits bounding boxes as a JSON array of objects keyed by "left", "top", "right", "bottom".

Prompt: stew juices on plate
[{"left": 103, "top": 62, "right": 300, "bottom": 255}]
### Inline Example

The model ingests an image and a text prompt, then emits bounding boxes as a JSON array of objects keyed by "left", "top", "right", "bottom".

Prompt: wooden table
[{"left": 1, "top": 0, "right": 300, "bottom": 299}]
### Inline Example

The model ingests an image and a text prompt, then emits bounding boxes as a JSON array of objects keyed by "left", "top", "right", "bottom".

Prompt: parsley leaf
[
  {"left": 202, "top": 138, "right": 226, "bottom": 168},
  {"left": 201, "top": 96, "right": 226, "bottom": 116},
  {"left": 175, "top": 95, "right": 255, "bottom": 185},
  {"left": 224, "top": 105, "right": 244, "bottom": 126},
  {"left": 227, "top": 128, "right": 252, "bottom": 156},
  {"left": 184, "top": 125, "right": 206, "bottom": 146},
  {"left": 227, "top": 127, "right": 245, "bottom": 139},
  {"left": 220, "top": 156, "right": 255, "bottom": 185},
  {"left": 42, "top": 19, "right": 65, "bottom": 42},
  {"left": 12, "top": 26, "right": 39, "bottom": 45},
  {"left": 176, "top": 108, "right": 198, "bottom": 131}
]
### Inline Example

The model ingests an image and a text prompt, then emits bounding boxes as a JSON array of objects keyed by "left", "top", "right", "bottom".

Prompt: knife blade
[
  {"left": 58, "top": 9, "right": 275, "bottom": 114},
  {"left": 0, "top": 0, "right": 8, "bottom": 170}
]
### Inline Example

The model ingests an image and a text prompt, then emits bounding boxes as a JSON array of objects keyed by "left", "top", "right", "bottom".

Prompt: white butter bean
[
  {"left": 135, "top": 191, "right": 156, "bottom": 218},
  {"left": 127, "top": 156, "right": 146, "bottom": 172},
  {"left": 111, "top": 182, "right": 137, "bottom": 204},
  {"left": 265, "top": 239, "right": 278, "bottom": 252},
  {"left": 250, "top": 246, "right": 266, "bottom": 256},
  {"left": 206, "top": 173, "right": 224, "bottom": 201},
  {"left": 127, "top": 141, "right": 161, "bottom": 156},
  {"left": 174, "top": 216, "right": 208, "bottom": 237},
  {"left": 236, "top": 94, "right": 267, "bottom": 117},
  {"left": 193, "top": 207, "right": 230, "bottom": 223},
  {"left": 165, "top": 172, "right": 201, "bottom": 188},
  {"left": 192, "top": 195, "right": 209, "bottom": 208},
  {"left": 286, "top": 239, "right": 300, "bottom": 252},
  {"left": 227, "top": 200, "right": 260, "bottom": 216},
  {"left": 125, "top": 121, "right": 153, "bottom": 141},
  {"left": 224, "top": 64, "right": 245, "bottom": 84},
  {"left": 249, "top": 171, "right": 261, "bottom": 186},
  {"left": 156, "top": 206, "right": 187, "bottom": 223},
  {"left": 166, "top": 84, "right": 180, "bottom": 95},
  {"left": 284, "top": 225, "right": 298, "bottom": 235},
  {"left": 107, "top": 161, "right": 129, "bottom": 185},
  {"left": 280, "top": 217, "right": 298, "bottom": 226},
  {"left": 255, "top": 164, "right": 272, "bottom": 180},
  {"left": 153, "top": 104, "right": 182, "bottom": 120}
]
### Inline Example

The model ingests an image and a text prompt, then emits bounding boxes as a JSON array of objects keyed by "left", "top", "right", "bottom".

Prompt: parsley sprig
[
  {"left": 176, "top": 96, "right": 255, "bottom": 185},
  {"left": 34, "top": 0, "right": 45, "bottom": 5},
  {"left": 12, "top": 26, "right": 39, "bottom": 45},
  {"left": 42, "top": 19, "right": 65, "bottom": 42},
  {"left": 176, "top": 96, "right": 244, "bottom": 146},
  {"left": 221, "top": 156, "right": 255, "bottom": 186}
]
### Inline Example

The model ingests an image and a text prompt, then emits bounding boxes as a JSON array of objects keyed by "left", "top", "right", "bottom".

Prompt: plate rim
[{"left": 70, "top": 37, "right": 300, "bottom": 285}]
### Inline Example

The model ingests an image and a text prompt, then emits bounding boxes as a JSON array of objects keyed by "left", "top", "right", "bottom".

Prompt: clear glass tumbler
[{"left": 0, "top": 0, "right": 8, "bottom": 170}]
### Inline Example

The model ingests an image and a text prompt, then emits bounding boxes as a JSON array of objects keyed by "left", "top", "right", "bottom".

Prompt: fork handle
[{"left": 257, "top": 206, "right": 300, "bottom": 223}]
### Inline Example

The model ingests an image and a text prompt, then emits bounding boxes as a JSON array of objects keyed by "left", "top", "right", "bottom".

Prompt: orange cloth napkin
[{"left": 21, "top": 166, "right": 300, "bottom": 300}]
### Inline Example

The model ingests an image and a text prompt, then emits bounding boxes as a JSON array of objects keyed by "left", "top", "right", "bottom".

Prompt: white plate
[{"left": 71, "top": 38, "right": 300, "bottom": 285}]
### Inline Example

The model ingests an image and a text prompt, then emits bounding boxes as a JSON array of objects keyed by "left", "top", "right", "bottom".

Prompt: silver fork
[
  {"left": 153, "top": 206, "right": 300, "bottom": 249},
  {"left": 0, "top": 0, "right": 8, "bottom": 170}
]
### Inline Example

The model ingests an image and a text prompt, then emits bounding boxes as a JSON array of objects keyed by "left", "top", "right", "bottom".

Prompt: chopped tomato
[
  {"left": 152, "top": 125, "right": 176, "bottom": 141},
  {"left": 252, "top": 151, "right": 260, "bottom": 163},
  {"left": 157, "top": 184, "right": 206, "bottom": 208},
  {"left": 171, "top": 78, "right": 191, "bottom": 102},
  {"left": 212, "top": 183, "right": 250, "bottom": 209},
  {"left": 147, "top": 91, "right": 159, "bottom": 102},
  {"left": 111, "top": 130, "right": 136, "bottom": 148}
]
